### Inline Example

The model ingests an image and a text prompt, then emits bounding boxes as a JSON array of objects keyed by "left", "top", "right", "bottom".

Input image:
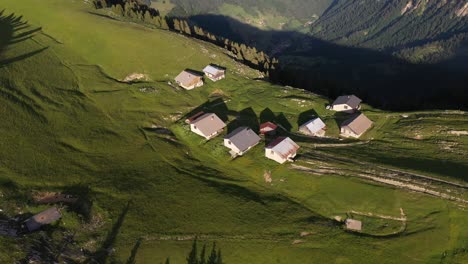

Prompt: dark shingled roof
[
  {"left": 332, "top": 95, "right": 362, "bottom": 109},
  {"left": 225, "top": 127, "right": 261, "bottom": 152}
]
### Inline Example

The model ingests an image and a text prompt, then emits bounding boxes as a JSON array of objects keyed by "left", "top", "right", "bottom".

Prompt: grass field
[{"left": 0, "top": 1, "right": 467, "bottom": 263}]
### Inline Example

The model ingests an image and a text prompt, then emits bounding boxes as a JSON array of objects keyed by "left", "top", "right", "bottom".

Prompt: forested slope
[{"left": 311, "top": 0, "right": 468, "bottom": 63}]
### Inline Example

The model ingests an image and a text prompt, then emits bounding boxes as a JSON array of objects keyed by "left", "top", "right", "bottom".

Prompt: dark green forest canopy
[{"left": 167, "top": 0, "right": 334, "bottom": 19}]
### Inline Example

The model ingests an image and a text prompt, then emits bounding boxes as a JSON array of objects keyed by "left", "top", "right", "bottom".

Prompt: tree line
[
  {"left": 187, "top": 239, "right": 223, "bottom": 264},
  {"left": 92, "top": 0, "right": 277, "bottom": 75}
]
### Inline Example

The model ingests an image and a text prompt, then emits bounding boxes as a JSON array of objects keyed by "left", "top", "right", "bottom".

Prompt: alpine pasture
[{"left": 0, "top": 1, "right": 467, "bottom": 263}]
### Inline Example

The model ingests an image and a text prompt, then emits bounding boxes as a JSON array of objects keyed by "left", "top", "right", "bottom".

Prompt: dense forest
[{"left": 167, "top": 0, "right": 334, "bottom": 20}]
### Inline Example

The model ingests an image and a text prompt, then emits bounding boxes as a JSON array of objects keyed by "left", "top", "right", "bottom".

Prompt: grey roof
[
  {"left": 192, "top": 113, "right": 226, "bottom": 136},
  {"left": 341, "top": 113, "right": 373, "bottom": 135},
  {"left": 175, "top": 70, "right": 202, "bottom": 86},
  {"left": 300, "top": 117, "right": 326, "bottom": 134},
  {"left": 332, "top": 95, "right": 362, "bottom": 109},
  {"left": 203, "top": 65, "right": 224, "bottom": 76},
  {"left": 266, "top": 137, "right": 300, "bottom": 159},
  {"left": 25, "top": 207, "right": 61, "bottom": 232},
  {"left": 225, "top": 127, "right": 261, "bottom": 152},
  {"left": 345, "top": 219, "right": 362, "bottom": 231}
]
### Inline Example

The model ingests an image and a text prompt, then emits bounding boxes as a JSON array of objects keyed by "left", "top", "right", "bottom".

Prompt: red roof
[
  {"left": 260, "top": 122, "right": 278, "bottom": 131},
  {"left": 266, "top": 136, "right": 286, "bottom": 148},
  {"left": 185, "top": 111, "right": 205, "bottom": 124}
]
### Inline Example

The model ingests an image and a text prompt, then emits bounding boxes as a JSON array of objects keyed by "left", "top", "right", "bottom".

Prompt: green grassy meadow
[{"left": 0, "top": 1, "right": 467, "bottom": 263}]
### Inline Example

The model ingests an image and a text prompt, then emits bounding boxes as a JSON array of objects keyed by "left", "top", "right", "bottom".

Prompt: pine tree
[
  {"left": 199, "top": 244, "right": 206, "bottom": 264},
  {"left": 187, "top": 238, "right": 198, "bottom": 264},
  {"left": 160, "top": 17, "right": 169, "bottom": 30},
  {"left": 152, "top": 16, "right": 161, "bottom": 27},
  {"left": 124, "top": 2, "right": 132, "bottom": 17},
  {"left": 102, "top": 0, "right": 109, "bottom": 8},
  {"left": 173, "top": 19, "right": 181, "bottom": 32},
  {"left": 144, "top": 11, "right": 152, "bottom": 24},
  {"left": 183, "top": 21, "right": 192, "bottom": 35},
  {"left": 114, "top": 4, "right": 124, "bottom": 16},
  {"left": 207, "top": 243, "right": 217, "bottom": 264},
  {"left": 216, "top": 249, "right": 223, "bottom": 264},
  {"left": 165, "top": 257, "right": 170, "bottom": 264},
  {"left": 224, "top": 39, "right": 230, "bottom": 49},
  {"left": 264, "top": 61, "right": 270, "bottom": 72}
]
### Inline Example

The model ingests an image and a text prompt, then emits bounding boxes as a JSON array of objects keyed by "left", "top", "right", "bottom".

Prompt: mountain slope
[
  {"left": 311, "top": 0, "right": 468, "bottom": 62},
  {"left": 0, "top": 1, "right": 467, "bottom": 264}
]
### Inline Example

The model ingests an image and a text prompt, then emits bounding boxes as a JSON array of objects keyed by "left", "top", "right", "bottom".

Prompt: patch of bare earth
[
  {"left": 448, "top": 130, "right": 468, "bottom": 136},
  {"left": 122, "top": 73, "right": 150, "bottom": 82}
]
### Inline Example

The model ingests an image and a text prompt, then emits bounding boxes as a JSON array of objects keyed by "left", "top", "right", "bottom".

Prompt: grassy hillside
[{"left": 0, "top": 1, "right": 467, "bottom": 263}]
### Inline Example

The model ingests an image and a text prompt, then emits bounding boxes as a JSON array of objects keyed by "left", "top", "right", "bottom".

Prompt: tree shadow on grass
[
  {"left": 86, "top": 201, "right": 131, "bottom": 264},
  {"left": 227, "top": 107, "right": 259, "bottom": 133},
  {"left": 259, "top": 108, "right": 293, "bottom": 132},
  {"left": 182, "top": 98, "right": 232, "bottom": 122},
  {"left": 62, "top": 185, "right": 94, "bottom": 223},
  {"left": 125, "top": 238, "right": 142, "bottom": 264},
  {"left": 0, "top": 10, "right": 48, "bottom": 68},
  {"left": 297, "top": 109, "right": 319, "bottom": 127}
]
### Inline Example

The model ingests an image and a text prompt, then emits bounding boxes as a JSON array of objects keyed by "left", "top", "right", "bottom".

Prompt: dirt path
[
  {"left": 291, "top": 164, "right": 468, "bottom": 205},
  {"left": 349, "top": 209, "right": 406, "bottom": 221},
  {"left": 301, "top": 150, "right": 467, "bottom": 189}
]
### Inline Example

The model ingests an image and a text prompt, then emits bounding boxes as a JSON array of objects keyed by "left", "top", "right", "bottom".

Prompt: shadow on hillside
[
  {"left": 259, "top": 108, "right": 293, "bottom": 133},
  {"left": 125, "top": 238, "right": 142, "bottom": 264},
  {"left": 0, "top": 10, "right": 48, "bottom": 68},
  {"left": 188, "top": 14, "right": 468, "bottom": 111},
  {"left": 297, "top": 109, "right": 319, "bottom": 127},
  {"left": 182, "top": 98, "right": 234, "bottom": 122},
  {"left": 226, "top": 107, "right": 259, "bottom": 133},
  {"left": 87, "top": 201, "right": 131, "bottom": 264},
  {"left": 62, "top": 185, "right": 94, "bottom": 223}
]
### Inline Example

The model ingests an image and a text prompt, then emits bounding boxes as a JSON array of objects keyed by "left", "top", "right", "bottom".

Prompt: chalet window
[
  {"left": 271, "top": 150, "right": 274, "bottom": 155},
  {"left": 193, "top": 126, "right": 197, "bottom": 129},
  {"left": 228, "top": 141, "right": 231, "bottom": 145},
  {"left": 344, "top": 105, "right": 348, "bottom": 109}
]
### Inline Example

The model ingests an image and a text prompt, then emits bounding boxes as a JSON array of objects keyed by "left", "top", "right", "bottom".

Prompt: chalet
[
  {"left": 259, "top": 122, "right": 278, "bottom": 135},
  {"left": 345, "top": 219, "right": 362, "bottom": 231},
  {"left": 175, "top": 70, "right": 204, "bottom": 90},
  {"left": 340, "top": 113, "right": 373, "bottom": 138},
  {"left": 265, "top": 137, "right": 300, "bottom": 164},
  {"left": 203, "top": 65, "right": 226, "bottom": 82},
  {"left": 330, "top": 95, "right": 362, "bottom": 113},
  {"left": 224, "top": 127, "right": 261, "bottom": 157},
  {"left": 189, "top": 113, "right": 226, "bottom": 140},
  {"left": 24, "top": 207, "right": 61, "bottom": 232},
  {"left": 299, "top": 117, "right": 326, "bottom": 137}
]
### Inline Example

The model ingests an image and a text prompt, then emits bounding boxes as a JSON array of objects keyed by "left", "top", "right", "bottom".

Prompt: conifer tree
[
  {"left": 144, "top": 11, "right": 152, "bottom": 24},
  {"left": 187, "top": 238, "right": 198, "bottom": 264},
  {"left": 173, "top": 19, "right": 182, "bottom": 32},
  {"left": 207, "top": 243, "right": 217, "bottom": 264},
  {"left": 183, "top": 20, "right": 192, "bottom": 35},
  {"left": 152, "top": 16, "right": 161, "bottom": 27},
  {"left": 124, "top": 2, "right": 132, "bottom": 17},
  {"left": 160, "top": 17, "right": 169, "bottom": 29},
  {"left": 115, "top": 4, "right": 124, "bottom": 16},
  {"left": 199, "top": 244, "right": 207, "bottom": 264},
  {"left": 216, "top": 249, "right": 223, "bottom": 264},
  {"left": 165, "top": 257, "right": 170, "bottom": 264}
]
